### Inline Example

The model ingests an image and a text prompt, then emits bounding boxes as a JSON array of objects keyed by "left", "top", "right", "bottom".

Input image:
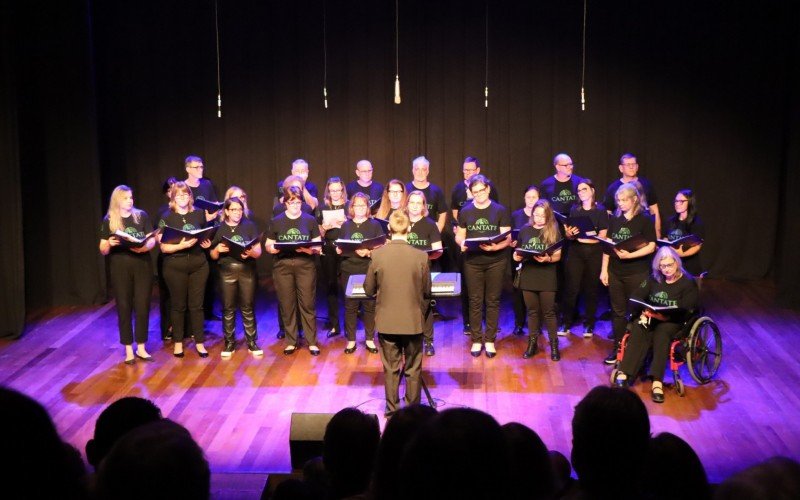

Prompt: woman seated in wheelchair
[{"left": 613, "top": 246, "right": 698, "bottom": 403}]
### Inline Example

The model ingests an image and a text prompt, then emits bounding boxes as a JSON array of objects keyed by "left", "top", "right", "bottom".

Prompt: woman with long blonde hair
[
  {"left": 375, "top": 179, "right": 407, "bottom": 221},
  {"left": 98, "top": 185, "right": 155, "bottom": 364}
]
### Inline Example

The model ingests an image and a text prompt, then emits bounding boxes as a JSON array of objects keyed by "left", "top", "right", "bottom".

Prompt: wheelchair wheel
[
  {"left": 686, "top": 316, "right": 722, "bottom": 384},
  {"left": 675, "top": 378, "right": 686, "bottom": 397},
  {"left": 609, "top": 368, "right": 620, "bottom": 385}
]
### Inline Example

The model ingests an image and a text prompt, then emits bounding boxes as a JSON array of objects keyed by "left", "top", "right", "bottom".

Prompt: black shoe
[
  {"left": 523, "top": 337, "right": 539, "bottom": 359},
  {"left": 276, "top": 329, "right": 286, "bottom": 339},
  {"left": 135, "top": 353, "right": 155, "bottom": 362},
  {"left": 344, "top": 344, "right": 357, "bottom": 354},
  {"left": 604, "top": 342, "right": 620, "bottom": 365},
  {"left": 651, "top": 386, "right": 665, "bottom": 403},
  {"left": 326, "top": 327, "right": 340, "bottom": 338},
  {"left": 583, "top": 324, "right": 595, "bottom": 338},
  {"left": 283, "top": 345, "right": 297, "bottom": 355},
  {"left": 173, "top": 351, "right": 184, "bottom": 358},
  {"left": 366, "top": 342, "right": 379, "bottom": 354},
  {"left": 557, "top": 324, "right": 571, "bottom": 337},
  {"left": 614, "top": 374, "right": 630, "bottom": 388},
  {"left": 513, "top": 325, "right": 526, "bottom": 336},
  {"left": 309, "top": 346, "right": 321, "bottom": 356},
  {"left": 221, "top": 342, "right": 236, "bottom": 357},
  {"left": 124, "top": 357, "right": 136, "bottom": 365},
  {"left": 247, "top": 341, "right": 263, "bottom": 356},
  {"left": 550, "top": 340, "right": 561, "bottom": 362},
  {"left": 484, "top": 343, "right": 497, "bottom": 358},
  {"left": 424, "top": 342, "right": 435, "bottom": 356},
  {"left": 196, "top": 347, "right": 209, "bottom": 358},
  {"left": 463, "top": 324, "right": 471, "bottom": 336},
  {"left": 470, "top": 343, "right": 482, "bottom": 357},
  {"left": 162, "top": 333, "right": 173, "bottom": 341}
]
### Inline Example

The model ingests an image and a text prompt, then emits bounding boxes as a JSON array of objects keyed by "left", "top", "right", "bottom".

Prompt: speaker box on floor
[{"left": 289, "top": 413, "right": 334, "bottom": 470}]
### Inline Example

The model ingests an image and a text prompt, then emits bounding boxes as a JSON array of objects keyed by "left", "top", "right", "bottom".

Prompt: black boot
[
  {"left": 549, "top": 336, "right": 561, "bottom": 361},
  {"left": 604, "top": 341, "right": 621, "bottom": 365},
  {"left": 523, "top": 335, "right": 539, "bottom": 359}
]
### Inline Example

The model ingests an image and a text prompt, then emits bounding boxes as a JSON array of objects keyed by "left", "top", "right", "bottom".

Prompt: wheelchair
[{"left": 609, "top": 311, "right": 722, "bottom": 397}]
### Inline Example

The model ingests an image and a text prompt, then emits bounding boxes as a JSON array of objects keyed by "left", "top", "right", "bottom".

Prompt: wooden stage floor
[{"left": 1, "top": 278, "right": 799, "bottom": 485}]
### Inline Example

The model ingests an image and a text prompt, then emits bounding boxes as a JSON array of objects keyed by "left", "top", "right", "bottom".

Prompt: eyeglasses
[
  {"left": 388, "top": 190, "right": 403, "bottom": 195},
  {"left": 286, "top": 201, "right": 302, "bottom": 206},
  {"left": 227, "top": 207, "right": 243, "bottom": 212},
  {"left": 621, "top": 162, "right": 638, "bottom": 168},
  {"left": 674, "top": 199, "right": 688, "bottom": 204},
  {"left": 471, "top": 186, "right": 488, "bottom": 196},
  {"left": 175, "top": 193, "right": 190, "bottom": 198},
  {"left": 187, "top": 165, "right": 204, "bottom": 169},
  {"left": 556, "top": 163, "right": 573, "bottom": 168},
  {"left": 577, "top": 187, "right": 591, "bottom": 192},
  {"left": 329, "top": 188, "right": 343, "bottom": 193},
  {"left": 659, "top": 261, "right": 677, "bottom": 270},
  {"left": 352, "top": 204, "right": 368, "bottom": 209},
  {"left": 463, "top": 167, "right": 478, "bottom": 173},
  {"left": 357, "top": 169, "right": 373, "bottom": 174}
]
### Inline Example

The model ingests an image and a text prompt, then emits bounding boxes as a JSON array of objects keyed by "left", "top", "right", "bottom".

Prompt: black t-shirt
[
  {"left": 515, "top": 225, "right": 558, "bottom": 291},
  {"left": 539, "top": 174, "right": 585, "bottom": 215},
  {"left": 406, "top": 182, "right": 448, "bottom": 218},
  {"left": 188, "top": 178, "right": 218, "bottom": 203},
  {"left": 346, "top": 181, "right": 383, "bottom": 214},
  {"left": 607, "top": 212, "right": 657, "bottom": 276},
  {"left": 407, "top": 216, "right": 442, "bottom": 251},
  {"left": 450, "top": 181, "right": 500, "bottom": 221},
  {"left": 317, "top": 201, "right": 349, "bottom": 242},
  {"left": 631, "top": 274, "right": 699, "bottom": 320},
  {"left": 569, "top": 204, "right": 610, "bottom": 249},
  {"left": 603, "top": 177, "right": 659, "bottom": 213},
  {"left": 339, "top": 218, "right": 384, "bottom": 273},
  {"left": 459, "top": 201, "right": 511, "bottom": 263},
  {"left": 158, "top": 209, "right": 208, "bottom": 256},
  {"left": 268, "top": 212, "right": 320, "bottom": 259},
  {"left": 211, "top": 219, "right": 260, "bottom": 263},
  {"left": 511, "top": 208, "right": 531, "bottom": 230},
  {"left": 664, "top": 215, "right": 705, "bottom": 275},
  {"left": 99, "top": 211, "right": 152, "bottom": 256}
]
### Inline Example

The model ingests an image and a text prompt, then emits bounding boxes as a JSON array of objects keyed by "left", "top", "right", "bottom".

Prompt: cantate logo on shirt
[
  {"left": 182, "top": 223, "right": 197, "bottom": 231},
  {"left": 124, "top": 226, "right": 145, "bottom": 239},
  {"left": 407, "top": 232, "right": 428, "bottom": 247},
  {"left": 668, "top": 229, "right": 684, "bottom": 241},
  {"left": 350, "top": 232, "right": 364, "bottom": 241},
  {"left": 468, "top": 218, "right": 497, "bottom": 232},
  {"left": 158, "top": 219, "right": 167, "bottom": 228},
  {"left": 649, "top": 290, "right": 678, "bottom": 307},
  {"left": 230, "top": 234, "right": 245, "bottom": 244},
  {"left": 278, "top": 227, "right": 309, "bottom": 242},
  {"left": 611, "top": 227, "right": 631, "bottom": 241},
  {"left": 551, "top": 189, "right": 577, "bottom": 203},
  {"left": 523, "top": 236, "right": 546, "bottom": 251}
]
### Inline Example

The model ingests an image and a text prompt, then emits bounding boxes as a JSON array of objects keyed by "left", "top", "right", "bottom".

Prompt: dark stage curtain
[
  {"left": 4, "top": 0, "right": 800, "bottom": 317},
  {"left": 0, "top": 1, "right": 25, "bottom": 338}
]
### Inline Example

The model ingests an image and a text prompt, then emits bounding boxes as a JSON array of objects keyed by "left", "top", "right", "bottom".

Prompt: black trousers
[
  {"left": 561, "top": 244, "right": 603, "bottom": 326},
  {"left": 608, "top": 270, "right": 649, "bottom": 342},
  {"left": 619, "top": 320, "right": 683, "bottom": 382},
  {"left": 511, "top": 255, "right": 526, "bottom": 328},
  {"left": 109, "top": 253, "right": 152, "bottom": 345},
  {"left": 156, "top": 252, "right": 171, "bottom": 338},
  {"left": 219, "top": 259, "right": 258, "bottom": 343},
  {"left": 341, "top": 269, "right": 375, "bottom": 342},
  {"left": 273, "top": 256, "right": 318, "bottom": 346},
  {"left": 321, "top": 242, "right": 341, "bottom": 332},
  {"left": 463, "top": 255, "right": 506, "bottom": 343},
  {"left": 378, "top": 333, "right": 423, "bottom": 414},
  {"left": 163, "top": 253, "right": 209, "bottom": 343},
  {"left": 522, "top": 290, "right": 557, "bottom": 341}
]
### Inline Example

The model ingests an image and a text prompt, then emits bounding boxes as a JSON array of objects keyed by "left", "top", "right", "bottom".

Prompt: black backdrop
[{"left": 1, "top": 0, "right": 798, "bottom": 338}]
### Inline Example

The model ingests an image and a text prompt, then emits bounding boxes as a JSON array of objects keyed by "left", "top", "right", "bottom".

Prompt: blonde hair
[
  {"left": 614, "top": 182, "right": 647, "bottom": 218},
  {"left": 106, "top": 185, "right": 142, "bottom": 232},
  {"left": 529, "top": 200, "right": 559, "bottom": 247},
  {"left": 406, "top": 190, "right": 429, "bottom": 218}
]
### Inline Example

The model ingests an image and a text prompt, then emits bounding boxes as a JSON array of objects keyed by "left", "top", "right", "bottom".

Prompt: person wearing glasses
[
  {"left": 539, "top": 153, "right": 585, "bottom": 216},
  {"left": 265, "top": 186, "right": 323, "bottom": 356},
  {"left": 664, "top": 189, "right": 705, "bottom": 277},
  {"left": 406, "top": 156, "right": 448, "bottom": 233},
  {"left": 450, "top": 156, "right": 501, "bottom": 336},
  {"left": 183, "top": 155, "right": 219, "bottom": 222},
  {"left": 209, "top": 197, "right": 263, "bottom": 357},
  {"left": 273, "top": 175, "right": 316, "bottom": 217},
  {"left": 406, "top": 190, "right": 443, "bottom": 356},
  {"left": 346, "top": 160, "right": 383, "bottom": 214},
  {"left": 603, "top": 153, "right": 662, "bottom": 237},
  {"left": 600, "top": 183, "right": 657, "bottom": 364},
  {"left": 510, "top": 185, "right": 541, "bottom": 336},
  {"left": 613, "top": 247, "right": 698, "bottom": 403},
  {"left": 157, "top": 182, "right": 212, "bottom": 359},
  {"left": 514, "top": 200, "right": 563, "bottom": 361},
  {"left": 455, "top": 175, "right": 511, "bottom": 358},
  {"left": 98, "top": 185, "right": 156, "bottom": 364},
  {"left": 560, "top": 179, "right": 609, "bottom": 337},
  {"left": 375, "top": 179, "right": 408, "bottom": 221},
  {"left": 338, "top": 192, "right": 385, "bottom": 354},
  {"left": 318, "top": 177, "right": 349, "bottom": 338}
]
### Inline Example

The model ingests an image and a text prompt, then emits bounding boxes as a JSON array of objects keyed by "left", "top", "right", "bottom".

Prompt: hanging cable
[
  {"left": 580, "top": 0, "right": 588, "bottom": 111},
  {"left": 214, "top": 0, "right": 222, "bottom": 117},
  {"left": 484, "top": 0, "right": 490, "bottom": 108},
  {"left": 394, "top": 0, "right": 401, "bottom": 104},
  {"left": 323, "top": 0, "right": 328, "bottom": 108}
]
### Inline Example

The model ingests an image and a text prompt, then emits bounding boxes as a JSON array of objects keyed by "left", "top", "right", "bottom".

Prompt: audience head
[
  {"left": 501, "top": 422, "right": 556, "bottom": 500},
  {"left": 86, "top": 396, "right": 162, "bottom": 470},
  {"left": 95, "top": 419, "right": 210, "bottom": 500},
  {"left": 323, "top": 408, "right": 380, "bottom": 499},
  {"left": 571, "top": 386, "right": 650, "bottom": 498},
  {"left": 644, "top": 432, "right": 710, "bottom": 500},
  {"left": 372, "top": 405, "right": 438, "bottom": 500},
  {"left": 714, "top": 456, "right": 800, "bottom": 500},
  {"left": 400, "top": 407, "right": 511, "bottom": 498},
  {"left": 0, "top": 387, "right": 86, "bottom": 498}
]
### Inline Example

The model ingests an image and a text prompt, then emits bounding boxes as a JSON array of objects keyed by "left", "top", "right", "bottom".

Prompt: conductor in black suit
[{"left": 364, "top": 210, "right": 432, "bottom": 417}]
